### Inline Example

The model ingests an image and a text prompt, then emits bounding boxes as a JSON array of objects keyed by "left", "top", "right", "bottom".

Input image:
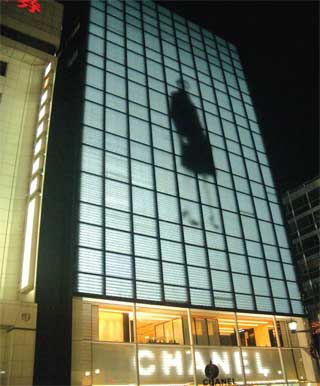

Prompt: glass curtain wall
[
  {"left": 71, "top": 299, "right": 318, "bottom": 385},
  {"left": 77, "top": 0, "right": 303, "bottom": 315}
]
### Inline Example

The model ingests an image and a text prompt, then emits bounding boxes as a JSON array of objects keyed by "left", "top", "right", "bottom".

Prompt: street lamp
[
  {"left": 288, "top": 320, "right": 312, "bottom": 333},
  {"left": 287, "top": 320, "right": 320, "bottom": 362},
  {"left": 288, "top": 320, "right": 298, "bottom": 332}
]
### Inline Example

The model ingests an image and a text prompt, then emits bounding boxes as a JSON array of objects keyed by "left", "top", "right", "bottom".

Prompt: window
[
  {"left": 191, "top": 310, "right": 237, "bottom": 346},
  {"left": 308, "top": 187, "right": 320, "bottom": 207},
  {"left": 301, "top": 235, "right": 319, "bottom": 257},
  {"left": 297, "top": 214, "right": 315, "bottom": 236},
  {"left": 237, "top": 314, "right": 277, "bottom": 347},
  {"left": 291, "top": 194, "right": 309, "bottom": 215},
  {"left": 136, "top": 305, "right": 189, "bottom": 345},
  {"left": 0, "top": 61, "right": 7, "bottom": 76},
  {"left": 99, "top": 303, "right": 133, "bottom": 342}
]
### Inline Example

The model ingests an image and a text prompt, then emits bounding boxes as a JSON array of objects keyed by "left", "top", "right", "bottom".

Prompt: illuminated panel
[
  {"left": 32, "top": 156, "right": 43, "bottom": 175},
  {"left": 92, "top": 343, "right": 137, "bottom": 385},
  {"left": 138, "top": 346, "right": 193, "bottom": 385},
  {"left": 19, "top": 60, "right": 55, "bottom": 293},
  {"left": 38, "top": 105, "right": 46, "bottom": 121},
  {"left": 29, "top": 175, "right": 40, "bottom": 196},
  {"left": 242, "top": 349, "right": 282, "bottom": 383},
  {"left": 77, "top": 0, "right": 304, "bottom": 316},
  {"left": 17, "top": 0, "right": 41, "bottom": 14},
  {"left": 90, "top": 343, "right": 289, "bottom": 385},
  {"left": 40, "top": 90, "right": 48, "bottom": 106},
  {"left": 20, "top": 198, "right": 39, "bottom": 292},
  {"left": 44, "top": 61, "right": 51, "bottom": 77},
  {"left": 34, "top": 136, "right": 43, "bottom": 156},
  {"left": 36, "top": 121, "right": 45, "bottom": 138}
]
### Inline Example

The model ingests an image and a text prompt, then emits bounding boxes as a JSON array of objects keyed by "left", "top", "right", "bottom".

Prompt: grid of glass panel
[{"left": 77, "top": 0, "right": 303, "bottom": 315}]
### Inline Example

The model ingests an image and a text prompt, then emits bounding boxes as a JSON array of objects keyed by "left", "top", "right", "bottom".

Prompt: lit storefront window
[
  {"left": 191, "top": 310, "right": 237, "bottom": 346},
  {"left": 71, "top": 299, "right": 319, "bottom": 385},
  {"left": 136, "top": 305, "right": 189, "bottom": 345},
  {"left": 237, "top": 313, "right": 277, "bottom": 347},
  {"left": 99, "top": 303, "right": 133, "bottom": 343}
]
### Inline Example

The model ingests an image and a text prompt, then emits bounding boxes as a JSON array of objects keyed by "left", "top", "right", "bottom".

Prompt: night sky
[{"left": 159, "top": 1, "right": 319, "bottom": 194}]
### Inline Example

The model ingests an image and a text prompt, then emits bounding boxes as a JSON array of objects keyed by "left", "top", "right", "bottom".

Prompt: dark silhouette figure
[
  {"left": 170, "top": 79, "right": 219, "bottom": 230},
  {"left": 170, "top": 80, "right": 215, "bottom": 175}
]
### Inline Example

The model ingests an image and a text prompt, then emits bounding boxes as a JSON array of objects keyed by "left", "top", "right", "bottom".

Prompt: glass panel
[
  {"left": 157, "top": 193, "right": 180, "bottom": 223},
  {"left": 132, "top": 186, "right": 156, "bottom": 217},
  {"left": 188, "top": 266, "right": 210, "bottom": 290},
  {"left": 282, "top": 348, "right": 318, "bottom": 383},
  {"left": 237, "top": 314, "right": 277, "bottom": 347},
  {"left": 106, "top": 251, "right": 132, "bottom": 279},
  {"left": 233, "top": 273, "right": 252, "bottom": 294},
  {"left": 136, "top": 305, "right": 189, "bottom": 345},
  {"left": 138, "top": 345, "right": 193, "bottom": 385},
  {"left": 186, "top": 244, "right": 207, "bottom": 267},
  {"left": 134, "top": 234, "right": 159, "bottom": 260},
  {"left": 241, "top": 216, "right": 260, "bottom": 241},
  {"left": 80, "top": 173, "right": 103, "bottom": 205},
  {"left": 136, "top": 281, "right": 162, "bottom": 301},
  {"left": 106, "top": 228, "right": 131, "bottom": 255},
  {"left": 162, "top": 262, "right": 187, "bottom": 286},
  {"left": 78, "top": 273, "right": 103, "bottom": 295},
  {"left": 105, "top": 153, "right": 129, "bottom": 182},
  {"left": 79, "top": 247, "right": 103, "bottom": 275},
  {"left": 195, "top": 347, "right": 243, "bottom": 383},
  {"left": 83, "top": 101, "right": 103, "bottom": 129},
  {"left": 223, "top": 211, "right": 242, "bottom": 237},
  {"left": 214, "top": 291, "right": 234, "bottom": 308},
  {"left": 92, "top": 343, "right": 137, "bottom": 384},
  {"left": 98, "top": 302, "right": 134, "bottom": 342},
  {"left": 242, "top": 348, "right": 282, "bottom": 383},
  {"left": 191, "top": 310, "right": 237, "bottom": 347},
  {"left": 136, "top": 257, "right": 160, "bottom": 283},
  {"left": 252, "top": 276, "right": 270, "bottom": 296},
  {"left": 131, "top": 160, "right": 154, "bottom": 189},
  {"left": 230, "top": 253, "right": 248, "bottom": 274},
  {"left": 211, "top": 270, "right": 232, "bottom": 292},
  {"left": 79, "top": 223, "right": 103, "bottom": 249},
  {"left": 219, "top": 187, "right": 237, "bottom": 212},
  {"left": 106, "top": 179, "right": 130, "bottom": 212}
]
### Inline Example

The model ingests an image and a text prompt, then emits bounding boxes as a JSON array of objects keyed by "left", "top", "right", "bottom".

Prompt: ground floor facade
[{"left": 71, "top": 297, "right": 319, "bottom": 386}]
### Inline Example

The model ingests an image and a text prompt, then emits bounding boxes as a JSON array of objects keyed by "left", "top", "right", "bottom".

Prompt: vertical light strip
[
  {"left": 20, "top": 199, "right": 36, "bottom": 291},
  {"left": 19, "top": 60, "right": 55, "bottom": 293},
  {"left": 235, "top": 312, "right": 248, "bottom": 383},
  {"left": 187, "top": 308, "right": 197, "bottom": 386},
  {"left": 273, "top": 315, "right": 288, "bottom": 383},
  {"left": 134, "top": 303, "right": 141, "bottom": 386}
]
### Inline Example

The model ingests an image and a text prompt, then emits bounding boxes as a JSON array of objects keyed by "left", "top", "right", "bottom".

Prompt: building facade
[
  {"left": 283, "top": 177, "right": 320, "bottom": 324},
  {"left": 32, "top": 0, "right": 319, "bottom": 385},
  {"left": 0, "top": 1, "right": 63, "bottom": 385}
]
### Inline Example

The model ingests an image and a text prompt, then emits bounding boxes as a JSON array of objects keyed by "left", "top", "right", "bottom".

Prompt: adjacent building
[
  {"left": 0, "top": 1, "right": 63, "bottom": 385},
  {"left": 1, "top": 0, "right": 318, "bottom": 385},
  {"left": 283, "top": 177, "right": 320, "bottom": 324}
]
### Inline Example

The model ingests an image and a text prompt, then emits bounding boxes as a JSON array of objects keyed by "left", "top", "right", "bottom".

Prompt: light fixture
[
  {"left": 287, "top": 319, "right": 313, "bottom": 334},
  {"left": 84, "top": 371, "right": 90, "bottom": 377},
  {"left": 94, "top": 369, "right": 100, "bottom": 375},
  {"left": 288, "top": 320, "right": 297, "bottom": 332}
]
